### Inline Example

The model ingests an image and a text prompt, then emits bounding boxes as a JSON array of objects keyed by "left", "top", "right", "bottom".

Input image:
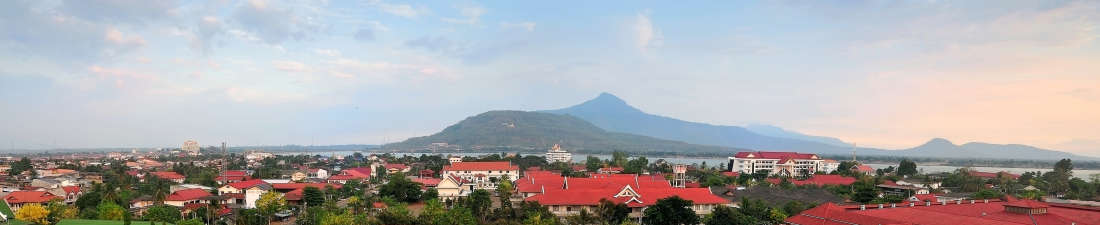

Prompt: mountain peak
[
  {"left": 590, "top": 92, "right": 628, "bottom": 105},
  {"left": 924, "top": 138, "right": 956, "bottom": 146}
]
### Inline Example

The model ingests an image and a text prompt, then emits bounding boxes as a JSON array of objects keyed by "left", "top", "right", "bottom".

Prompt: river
[{"left": 276, "top": 151, "right": 1099, "bottom": 179}]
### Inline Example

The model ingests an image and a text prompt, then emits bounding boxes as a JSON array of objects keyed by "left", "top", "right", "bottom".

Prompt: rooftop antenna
[{"left": 851, "top": 142, "right": 857, "bottom": 162}]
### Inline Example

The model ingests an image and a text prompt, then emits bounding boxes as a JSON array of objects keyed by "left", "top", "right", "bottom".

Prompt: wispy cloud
[
  {"left": 500, "top": 21, "right": 536, "bottom": 31},
  {"left": 633, "top": 10, "right": 663, "bottom": 53},
  {"left": 442, "top": 5, "right": 486, "bottom": 25}
]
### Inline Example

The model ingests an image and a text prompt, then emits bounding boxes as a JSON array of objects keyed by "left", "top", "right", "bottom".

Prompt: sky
[{"left": 0, "top": 0, "right": 1098, "bottom": 156}]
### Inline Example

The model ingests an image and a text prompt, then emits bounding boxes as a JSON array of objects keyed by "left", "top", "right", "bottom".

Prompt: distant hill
[
  {"left": 542, "top": 93, "right": 880, "bottom": 156},
  {"left": 542, "top": 92, "right": 1097, "bottom": 161},
  {"left": 744, "top": 124, "right": 852, "bottom": 147},
  {"left": 389, "top": 110, "right": 740, "bottom": 154},
  {"left": 896, "top": 138, "right": 1096, "bottom": 161}
]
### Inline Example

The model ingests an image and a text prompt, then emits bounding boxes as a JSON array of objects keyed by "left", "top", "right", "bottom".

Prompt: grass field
[
  {"left": 54, "top": 219, "right": 153, "bottom": 225},
  {"left": 0, "top": 202, "right": 13, "bottom": 218}
]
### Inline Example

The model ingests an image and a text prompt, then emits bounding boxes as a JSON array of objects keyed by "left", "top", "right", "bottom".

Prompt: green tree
[
  {"left": 466, "top": 189, "right": 493, "bottom": 221},
  {"left": 704, "top": 205, "right": 750, "bottom": 225},
  {"left": 565, "top": 209, "right": 597, "bottom": 225},
  {"left": 585, "top": 156, "right": 602, "bottom": 172},
  {"left": 851, "top": 179, "right": 879, "bottom": 203},
  {"left": 255, "top": 191, "right": 287, "bottom": 222},
  {"left": 10, "top": 157, "right": 35, "bottom": 176},
  {"left": 378, "top": 172, "right": 423, "bottom": 202},
  {"left": 15, "top": 204, "right": 50, "bottom": 225},
  {"left": 595, "top": 199, "right": 630, "bottom": 225},
  {"left": 611, "top": 151, "right": 628, "bottom": 167},
  {"left": 97, "top": 203, "right": 126, "bottom": 220},
  {"left": 642, "top": 196, "right": 698, "bottom": 225},
  {"left": 302, "top": 186, "right": 325, "bottom": 207},
  {"left": 235, "top": 209, "right": 268, "bottom": 225},
  {"left": 377, "top": 203, "right": 415, "bottom": 225},
  {"left": 972, "top": 189, "right": 1004, "bottom": 200},
  {"left": 1048, "top": 159, "right": 1073, "bottom": 194},
  {"left": 142, "top": 205, "right": 181, "bottom": 225},
  {"left": 835, "top": 161, "right": 857, "bottom": 176},
  {"left": 522, "top": 212, "right": 559, "bottom": 225},
  {"left": 177, "top": 219, "right": 203, "bottom": 225},
  {"left": 897, "top": 159, "right": 918, "bottom": 177},
  {"left": 423, "top": 188, "right": 439, "bottom": 201}
]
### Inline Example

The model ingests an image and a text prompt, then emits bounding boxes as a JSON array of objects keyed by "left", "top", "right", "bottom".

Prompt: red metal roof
[
  {"left": 442, "top": 162, "right": 519, "bottom": 172},
  {"left": 384, "top": 163, "right": 409, "bottom": 170},
  {"left": 283, "top": 188, "right": 304, "bottom": 201},
  {"left": 225, "top": 179, "right": 269, "bottom": 190},
  {"left": 3, "top": 191, "right": 62, "bottom": 204},
  {"left": 732, "top": 151, "right": 819, "bottom": 160},
  {"left": 61, "top": 186, "right": 81, "bottom": 194},
  {"left": 787, "top": 199, "right": 1100, "bottom": 225},
  {"left": 166, "top": 188, "right": 211, "bottom": 201},
  {"left": 328, "top": 167, "right": 371, "bottom": 181},
  {"left": 150, "top": 171, "right": 185, "bottom": 180},
  {"left": 411, "top": 178, "right": 442, "bottom": 187},
  {"left": 271, "top": 183, "right": 340, "bottom": 191},
  {"left": 766, "top": 175, "right": 857, "bottom": 186}
]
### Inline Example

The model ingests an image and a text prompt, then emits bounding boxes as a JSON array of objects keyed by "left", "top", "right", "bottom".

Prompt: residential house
[
  {"left": 786, "top": 198, "right": 1100, "bottom": 225},
  {"left": 522, "top": 173, "right": 732, "bottom": 219},
  {"left": 149, "top": 171, "right": 186, "bottom": 183},
  {"left": 164, "top": 188, "right": 211, "bottom": 207},
  {"left": 441, "top": 162, "right": 520, "bottom": 189},
  {"left": 4, "top": 191, "right": 62, "bottom": 212},
  {"left": 327, "top": 167, "right": 371, "bottom": 184},
  {"left": 728, "top": 151, "right": 826, "bottom": 177},
  {"left": 217, "top": 179, "right": 271, "bottom": 208}
]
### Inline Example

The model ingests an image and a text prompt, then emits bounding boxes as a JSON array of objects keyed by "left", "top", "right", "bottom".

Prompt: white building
[
  {"left": 545, "top": 144, "right": 572, "bottom": 164},
  {"left": 820, "top": 159, "right": 841, "bottom": 174},
  {"left": 182, "top": 140, "right": 201, "bottom": 156},
  {"left": 448, "top": 156, "right": 463, "bottom": 164},
  {"left": 728, "top": 151, "right": 826, "bottom": 177},
  {"left": 245, "top": 151, "right": 274, "bottom": 161},
  {"left": 441, "top": 162, "right": 519, "bottom": 190}
]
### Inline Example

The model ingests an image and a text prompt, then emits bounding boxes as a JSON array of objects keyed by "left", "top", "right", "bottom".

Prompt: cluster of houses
[{"left": 4, "top": 145, "right": 1076, "bottom": 224}]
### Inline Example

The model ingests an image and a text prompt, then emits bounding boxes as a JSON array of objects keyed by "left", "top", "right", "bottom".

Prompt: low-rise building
[
  {"left": 441, "top": 162, "right": 519, "bottom": 189},
  {"left": 165, "top": 188, "right": 211, "bottom": 207},
  {"left": 786, "top": 198, "right": 1100, "bottom": 225},
  {"left": 729, "top": 151, "right": 826, "bottom": 177},
  {"left": 149, "top": 171, "right": 186, "bottom": 183},
  {"left": 3, "top": 191, "right": 62, "bottom": 212},
  {"left": 521, "top": 173, "right": 732, "bottom": 219},
  {"left": 545, "top": 144, "right": 572, "bottom": 164}
]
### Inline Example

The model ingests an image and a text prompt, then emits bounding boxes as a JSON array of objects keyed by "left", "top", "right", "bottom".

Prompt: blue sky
[{"left": 1, "top": 0, "right": 1098, "bottom": 156}]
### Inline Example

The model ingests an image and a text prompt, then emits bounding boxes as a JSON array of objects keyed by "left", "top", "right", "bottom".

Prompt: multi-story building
[
  {"left": 441, "top": 162, "right": 519, "bottom": 189},
  {"left": 520, "top": 172, "right": 732, "bottom": 219},
  {"left": 728, "top": 151, "right": 826, "bottom": 177},
  {"left": 786, "top": 197, "right": 1100, "bottom": 225},
  {"left": 545, "top": 144, "right": 572, "bottom": 164},
  {"left": 182, "top": 140, "right": 200, "bottom": 156}
]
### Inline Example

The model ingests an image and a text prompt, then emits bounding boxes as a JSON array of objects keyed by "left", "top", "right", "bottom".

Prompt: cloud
[
  {"left": 313, "top": 49, "right": 342, "bottom": 57},
  {"left": 225, "top": 87, "right": 306, "bottom": 104},
  {"left": 366, "top": 0, "right": 426, "bottom": 18},
  {"left": 232, "top": 0, "right": 319, "bottom": 44},
  {"left": 190, "top": 16, "right": 226, "bottom": 54},
  {"left": 405, "top": 36, "right": 469, "bottom": 56},
  {"left": 57, "top": 0, "right": 180, "bottom": 25},
  {"left": 0, "top": 1, "right": 147, "bottom": 65},
  {"left": 442, "top": 5, "right": 486, "bottom": 25},
  {"left": 633, "top": 10, "right": 663, "bottom": 52},
  {"left": 353, "top": 21, "right": 388, "bottom": 42},
  {"left": 500, "top": 21, "right": 536, "bottom": 31},
  {"left": 272, "top": 60, "right": 308, "bottom": 72}
]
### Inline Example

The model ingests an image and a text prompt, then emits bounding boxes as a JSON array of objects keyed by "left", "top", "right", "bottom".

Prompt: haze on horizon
[{"left": 0, "top": 1, "right": 1097, "bottom": 156}]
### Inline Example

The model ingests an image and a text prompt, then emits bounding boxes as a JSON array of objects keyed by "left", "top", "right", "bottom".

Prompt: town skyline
[{"left": 1, "top": 1, "right": 1098, "bottom": 156}]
